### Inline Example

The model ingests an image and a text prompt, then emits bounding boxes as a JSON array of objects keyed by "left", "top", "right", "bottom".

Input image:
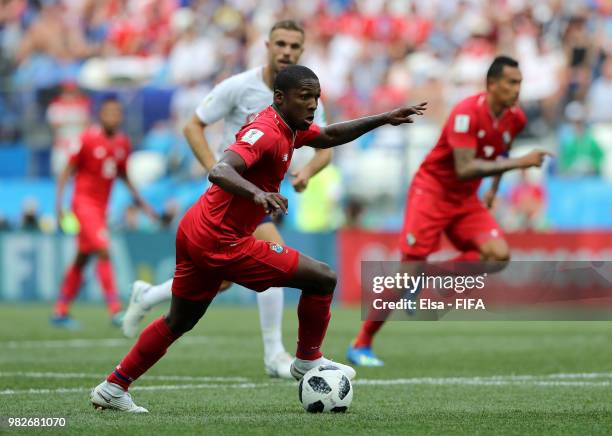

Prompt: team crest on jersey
[
  {"left": 270, "top": 243, "right": 284, "bottom": 254},
  {"left": 241, "top": 128, "right": 264, "bottom": 145},
  {"left": 502, "top": 131, "right": 511, "bottom": 144},
  {"left": 406, "top": 233, "right": 416, "bottom": 246},
  {"left": 483, "top": 145, "right": 495, "bottom": 158},
  {"left": 454, "top": 114, "right": 470, "bottom": 133},
  {"left": 94, "top": 146, "right": 106, "bottom": 159},
  {"left": 477, "top": 130, "right": 486, "bottom": 138}
]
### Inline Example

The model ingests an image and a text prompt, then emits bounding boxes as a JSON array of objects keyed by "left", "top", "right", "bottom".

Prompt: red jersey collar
[{"left": 478, "top": 92, "right": 516, "bottom": 123}]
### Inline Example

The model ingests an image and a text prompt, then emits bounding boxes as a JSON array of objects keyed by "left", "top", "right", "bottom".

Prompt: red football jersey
[
  {"left": 183, "top": 106, "right": 321, "bottom": 244},
  {"left": 69, "top": 125, "right": 131, "bottom": 210},
  {"left": 412, "top": 92, "right": 527, "bottom": 201}
]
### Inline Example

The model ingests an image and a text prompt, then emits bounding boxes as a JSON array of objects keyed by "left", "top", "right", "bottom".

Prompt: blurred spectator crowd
[{"left": 0, "top": 0, "right": 611, "bottom": 232}]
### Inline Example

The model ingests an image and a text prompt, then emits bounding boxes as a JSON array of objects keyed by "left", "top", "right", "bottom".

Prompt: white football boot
[
  {"left": 122, "top": 281, "right": 152, "bottom": 338},
  {"left": 290, "top": 356, "right": 356, "bottom": 381},
  {"left": 90, "top": 381, "right": 148, "bottom": 413},
  {"left": 265, "top": 351, "right": 294, "bottom": 379}
]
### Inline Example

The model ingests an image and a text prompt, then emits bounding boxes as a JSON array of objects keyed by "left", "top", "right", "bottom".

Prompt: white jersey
[{"left": 195, "top": 66, "right": 326, "bottom": 166}]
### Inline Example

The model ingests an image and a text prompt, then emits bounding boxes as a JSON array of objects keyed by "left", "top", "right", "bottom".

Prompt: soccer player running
[
  {"left": 347, "top": 56, "right": 552, "bottom": 367},
  {"left": 90, "top": 65, "right": 427, "bottom": 412},
  {"left": 121, "top": 20, "right": 331, "bottom": 379},
  {"left": 52, "top": 96, "right": 156, "bottom": 329}
]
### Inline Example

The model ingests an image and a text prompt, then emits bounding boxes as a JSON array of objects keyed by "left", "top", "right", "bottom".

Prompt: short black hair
[
  {"left": 269, "top": 19, "right": 304, "bottom": 36},
  {"left": 99, "top": 93, "right": 120, "bottom": 106},
  {"left": 274, "top": 65, "right": 319, "bottom": 93},
  {"left": 487, "top": 56, "right": 519, "bottom": 81}
]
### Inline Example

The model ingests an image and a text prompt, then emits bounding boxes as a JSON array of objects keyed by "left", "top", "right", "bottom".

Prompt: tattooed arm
[{"left": 453, "top": 148, "right": 551, "bottom": 181}]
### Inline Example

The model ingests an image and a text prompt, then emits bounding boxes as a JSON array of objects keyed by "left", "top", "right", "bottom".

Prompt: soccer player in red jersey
[
  {"left": 52, "top": 96, "right": 155, "bottom": 329},
  {"left": 90, "top": 65, "right": 427, "bottom": 412},
  {"left": 347, "top": 56, "right": 552, "bottom": 367}
]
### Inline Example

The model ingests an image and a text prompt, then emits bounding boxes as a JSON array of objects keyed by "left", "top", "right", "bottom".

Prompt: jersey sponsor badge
[
  {"left": 502, "top": 131, "right": 511, "bottom": 144},
  {"left": 241, "top": 128, "right": 264, "bottom": 145},
  {"left": 406, "top": 233, "right": 416, "bottom": 246},
  {"left": 94, "top": 146, "right": 106, "bottom": 159},
  {"left": 270, "top": 243, "right": 284, "bottom": 254},
  {"left": 454, "top": 114, "right": 470, "bottom": 133}
]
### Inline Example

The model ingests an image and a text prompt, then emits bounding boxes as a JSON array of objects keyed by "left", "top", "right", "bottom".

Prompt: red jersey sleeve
[
  {"left": 446, "top": 106, "right": 478, "bottom": 149},
  {"left": 227, "top": 125, "right": 276, "bottom": 168},
  {"left": 295, "top": 123, "right": 321, "bottom": 148}
]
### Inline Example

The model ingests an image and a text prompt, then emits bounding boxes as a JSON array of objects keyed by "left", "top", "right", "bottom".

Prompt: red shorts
[
  {"left": 171, "top": 227, "right": 300, "bottom": 301},
  {"left": 399, "top": 185, "right": 504, "bottom": 259},
  {"left": 73, "top": 205, "right": 109, "bottom": 253}
]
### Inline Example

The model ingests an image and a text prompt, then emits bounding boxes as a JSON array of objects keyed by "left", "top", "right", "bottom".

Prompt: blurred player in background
[
  {"left": 121, "top": 20, "right": 331, "bottom": 379},
  {"left": 90, "top": 65, "right": 427, "bottom": 412},
  {"left": 52, "top": 96, "right": 156, "bottom": 329},
  {"left": 347, "top": 56, "right": 552, "bottom": 367}
]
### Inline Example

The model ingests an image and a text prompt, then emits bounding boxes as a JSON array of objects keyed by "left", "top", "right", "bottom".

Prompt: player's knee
[
  {"left": 316, "top": 264, "right": 337, "bottom": 294},
  {"left": 481, "top": 242, "right": 510, "bottom": 264},
  {"left": 74, "top": 253, "right": 90, "bottom": 268},
  {"left": 164, "top": 314, "right": 197, "bottom": 336}
]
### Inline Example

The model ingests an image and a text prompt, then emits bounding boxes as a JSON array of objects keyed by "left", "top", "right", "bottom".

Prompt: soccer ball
[{"left": 298, "top": 365, "right": 353, "bottom": 413}]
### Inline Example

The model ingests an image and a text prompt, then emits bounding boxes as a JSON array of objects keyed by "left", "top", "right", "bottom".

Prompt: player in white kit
[{"left": 121, "top": 20, "right": 331, "bottom": 379}]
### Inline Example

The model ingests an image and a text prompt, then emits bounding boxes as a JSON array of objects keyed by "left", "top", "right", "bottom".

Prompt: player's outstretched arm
[
  {"left": 210, "top": 151, "right": 288, "bottom": 217},
  {"left": 454, "top": 148, "right": 553, "bottom": 180},
  {"left": 306, "top": 103, "right": 427, "bottom": 149},
  {"left": 55, "top": 161, "right": 75, "bottom": 226},
  {"left": 183, "top": 114, "right": 217, "bottom": 172}
]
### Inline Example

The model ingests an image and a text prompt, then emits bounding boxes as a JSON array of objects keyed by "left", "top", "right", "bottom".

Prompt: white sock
[
  {"left": 257, "top": 286, "right": 286, "bottom": 362},
  {"left": 141, "top": 278, "right": 173, "bottom": 308}
]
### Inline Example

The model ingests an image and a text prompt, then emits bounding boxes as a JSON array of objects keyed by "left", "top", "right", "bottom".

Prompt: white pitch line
[
  {"left": 3, "top": 372, "right": 612, "bottom": 396},
  {"left": 0, "top": 372, "right": 249, "bottom": 382},
  {"left": 0, "top": 383, "right": 271, "bottom": 396},
  {"left": 0, "top": 336, "right": 211, "bottom": 349},
  {"left": 4, "top": 371, "right": 612, "bottom": 384},
  {"left": 353, "top": 379, "right": 612, "bottom": 387}
]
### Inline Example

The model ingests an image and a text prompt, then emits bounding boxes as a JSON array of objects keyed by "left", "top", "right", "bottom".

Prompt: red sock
[
  {"left": 296, "top": 293, "right": 333, "bottom": 360},
  {"left": 354, "top": 282, "right": 403, "bottom": 348},
  {"left": 107, "top": 317, "right": 179, "bottom": 390},
  {"left": 54, "top": 264, "right": 84, "bottom": 316},
  {"left": 96, "top": 258, "right": 121, "bottom": 314},
  {"left": 353, "top": 320, "right": 385, "bottom": 348}
]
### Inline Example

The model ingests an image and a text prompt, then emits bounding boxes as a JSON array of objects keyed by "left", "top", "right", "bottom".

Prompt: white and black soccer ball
[{"left": 298, "top": 365, "right": 353, "bottom": 413}]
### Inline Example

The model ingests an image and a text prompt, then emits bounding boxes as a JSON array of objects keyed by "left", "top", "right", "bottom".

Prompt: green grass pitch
[{"left": 1, "top": 303, "right": 612, "bottom": 435}]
